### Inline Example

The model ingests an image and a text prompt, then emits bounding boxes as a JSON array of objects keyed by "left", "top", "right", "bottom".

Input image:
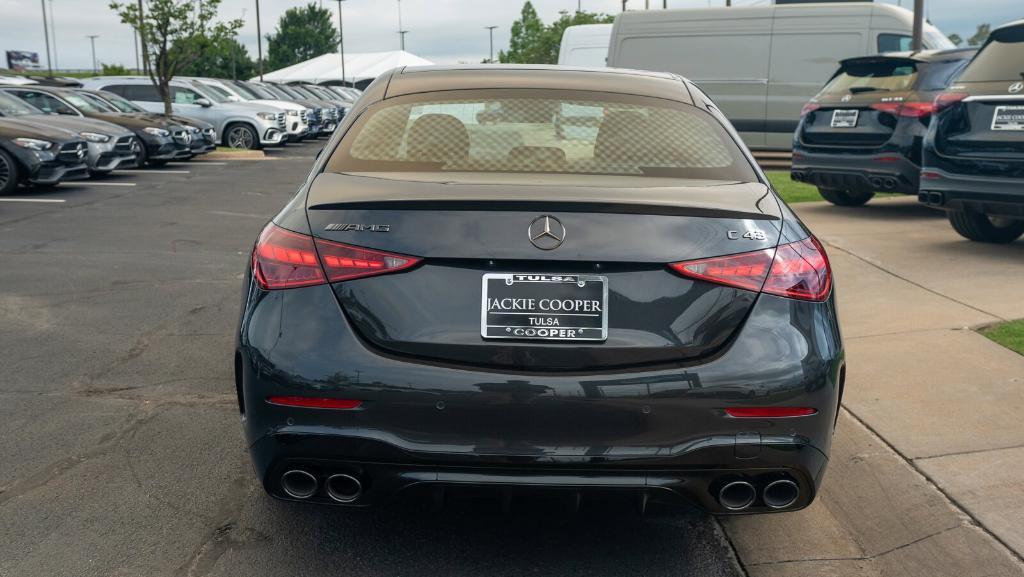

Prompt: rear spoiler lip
[{"left": 307, "top": 199, "right": 780, "bottom": 221}]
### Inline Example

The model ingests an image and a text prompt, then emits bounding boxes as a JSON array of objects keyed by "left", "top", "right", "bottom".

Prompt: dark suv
[
  {"left": 792, "top": 48, "right": 975, "bottom": 206},
  {"left": 919, "top": 20, "right": 1024, "bottom": 243}
]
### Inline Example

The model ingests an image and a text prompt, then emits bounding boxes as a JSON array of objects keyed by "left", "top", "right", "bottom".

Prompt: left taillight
[
  {"left": 252, "top": 223, "right": 421, "bottom": 290},
  {"left": 669, "top": 237, "right": 832, "bottom": 302}
]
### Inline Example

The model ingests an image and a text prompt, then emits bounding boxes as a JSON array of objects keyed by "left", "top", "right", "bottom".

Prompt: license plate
[
  {"left": 481, "top": 273, "right": 608, "bottom": 341},
  {"left": 830, "top": 109, "right": 859, "bottom": 128},
  {"left": 992, "top": 105, "right": 1024, "bottom": 131}
]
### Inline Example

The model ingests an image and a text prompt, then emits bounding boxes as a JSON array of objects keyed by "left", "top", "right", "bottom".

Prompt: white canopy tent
[{"left": 256, "top": 50, "right": 434, "bottom": 86}]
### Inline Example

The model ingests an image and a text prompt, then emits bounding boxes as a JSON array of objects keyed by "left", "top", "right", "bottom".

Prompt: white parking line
[
  {"left": 0, "top": 197, "right": 66, "bottom": 203},
  {"left": 172, "top": 161, "right": 227, "bottom": 166},
  {"left": 70, "top": 182, "right": 137, "bottom": 187},
  {"left": 117, "top": 169, "right": 190, "bottom": 174}
]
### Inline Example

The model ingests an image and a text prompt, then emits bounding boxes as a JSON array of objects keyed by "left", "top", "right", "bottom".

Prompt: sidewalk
[{"left": 721, "top": 197, "right": 1024, "bottom": 576}]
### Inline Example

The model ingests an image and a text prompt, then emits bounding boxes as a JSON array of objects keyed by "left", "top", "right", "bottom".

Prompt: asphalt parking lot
[{"left": 2, "top": 144, "right": 1022, "bottom": 577}]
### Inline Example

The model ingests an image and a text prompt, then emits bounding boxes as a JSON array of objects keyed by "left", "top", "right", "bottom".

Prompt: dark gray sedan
[{"left": 235, "top": 65, "right": 843, "bottom": 515}]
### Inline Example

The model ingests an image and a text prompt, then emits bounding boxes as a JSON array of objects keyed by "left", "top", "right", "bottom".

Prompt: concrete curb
[{"left": 202, "top": 150, "right": 267, "bottom": 160}]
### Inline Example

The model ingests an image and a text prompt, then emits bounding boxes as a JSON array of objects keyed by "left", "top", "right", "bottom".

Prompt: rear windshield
[
  {"left": 957, "top": 26, "right": 1024, "bottom": 83},
  {"left": 328, "top": 90, "right": 756, "bottom": 181},
  {"left": 821, "top": 61, "right": 918, "bottom": 95}
]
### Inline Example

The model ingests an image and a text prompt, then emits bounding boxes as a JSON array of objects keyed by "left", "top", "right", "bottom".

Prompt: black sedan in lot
[
  {"left": 0, "top": 117, "right": 89, "bottom": 194},
  {"left": 236, "top": 66, "right": 843, "bottom": 515},
  {"left": 919, "top": 20, "right": 1024, "bottom": 243},
  {"left": 792, "top": 48, "right": 975, "bottom": 206},
  {"left": 0, "top": 90, "right": 138, "bottom": 176},
  {"left": 0, "top": 85, "right": 194, "bottom": 167}
]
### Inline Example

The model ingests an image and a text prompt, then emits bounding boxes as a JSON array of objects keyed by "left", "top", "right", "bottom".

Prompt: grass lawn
[
  {"left": 979, "top": 320, "right": 1024, "bottom": 357},
  {"left": 766, "top": 170, "right": 823, "bottom": 204}
]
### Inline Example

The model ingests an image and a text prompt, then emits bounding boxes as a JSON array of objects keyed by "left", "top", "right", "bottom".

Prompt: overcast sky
[{"left": 0, "top": 0, "right": 1019, "bottom": 71}]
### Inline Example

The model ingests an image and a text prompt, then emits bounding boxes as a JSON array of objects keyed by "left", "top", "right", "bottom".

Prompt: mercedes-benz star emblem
[
  {"left": 528, "top": 215, "right": 566, "bottom": 250},
  {"left": 1009, "top": 82, "right": 1023, "bottom": 94}
]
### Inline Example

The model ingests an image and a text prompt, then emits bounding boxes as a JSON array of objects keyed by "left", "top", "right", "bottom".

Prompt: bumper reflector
[
  {"left": 266, "top": 396, "right": 363, "bottom": 410},
  {"left": 725, "top": 407, "right": 817, "bottom": 418}
]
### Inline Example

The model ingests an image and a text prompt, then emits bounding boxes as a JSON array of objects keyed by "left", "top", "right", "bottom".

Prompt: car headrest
[{"left": 406, "top": 113, "right": 470, "bottom": 164}]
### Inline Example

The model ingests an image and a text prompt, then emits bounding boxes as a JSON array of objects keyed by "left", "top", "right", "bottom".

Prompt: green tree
[
  {"left": 499, "top": 2, "right": 547, "bottom": 64},
  {"left": 110, "top": 0, "right": 242, "bottom": 115},
  {"left": 967, "top": 24, "right": 991, "bottom": 46},
  {"left": 266, "top": 3, "right": 338, "bottom": 71},
  {"left": 947, "top": 33, "right": 962, "bottom": 47},
  {"left": 173, "top": 35, "right": 255, "bottom": 80},
  {"left": 499, "top": 3, "right": 615, "bottom": 65}
]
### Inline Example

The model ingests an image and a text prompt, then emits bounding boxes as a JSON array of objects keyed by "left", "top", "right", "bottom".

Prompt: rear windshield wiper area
[{"left": 848, "top": 86, "right": 891, "bottom": 94}]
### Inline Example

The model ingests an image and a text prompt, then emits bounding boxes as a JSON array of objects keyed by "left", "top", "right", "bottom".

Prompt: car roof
[{"left": 382, "top": 65, "right": 692, "bottom": 103}]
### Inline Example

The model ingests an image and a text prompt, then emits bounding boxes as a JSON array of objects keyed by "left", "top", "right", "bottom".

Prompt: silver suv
[{"left": 81, "top": 77, "right": 286, "bottom": 149}]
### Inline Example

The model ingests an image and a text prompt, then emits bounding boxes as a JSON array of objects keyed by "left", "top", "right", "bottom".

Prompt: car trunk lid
[{"left": 304, "top": 172, "right": 782, "bottom": 371}]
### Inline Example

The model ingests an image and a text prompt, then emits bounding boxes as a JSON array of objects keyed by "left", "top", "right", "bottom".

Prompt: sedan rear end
[{"left": 236, "top": 66, "right": 844, "bottom": 514}]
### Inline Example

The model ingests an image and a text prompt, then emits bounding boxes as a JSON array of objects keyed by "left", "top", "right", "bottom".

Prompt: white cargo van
[
  {"left": 607, "top": 2, "right": 954, "bottom": 149},
  {"left": 558, "top": 24, "right": 613, "bottom": 67}
]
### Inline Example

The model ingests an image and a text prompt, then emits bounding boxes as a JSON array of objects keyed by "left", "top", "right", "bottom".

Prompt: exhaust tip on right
[
  {"left": 281, "top": 469, "right": 318, "bottom": 499},
  {"left": 763, "top": 479, "right": 800, "bottom": 509},
  {"left": 325, "top": 473, "right": 363, "bottom": 503},
  {"left": 718, "top": 481, "right": 757, "bottom": 511}
]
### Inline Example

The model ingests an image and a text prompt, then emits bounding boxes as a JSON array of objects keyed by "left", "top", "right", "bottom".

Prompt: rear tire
[
  {"left": 947, "top": 210, "right": 1024, "bottom": 243},
  {"left": 818, "top": 187, "right": 874, "bottom": 206},
  {"left": 225, "top": 123, "right": 259, "bottom": 150},
  {"left": 0, "top": 148, "right": 19, "bottom": 195}
]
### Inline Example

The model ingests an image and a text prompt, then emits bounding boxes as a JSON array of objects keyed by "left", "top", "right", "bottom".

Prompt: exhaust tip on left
[{"left": 280, "top": 469, "right": 318, "bottom": 499}]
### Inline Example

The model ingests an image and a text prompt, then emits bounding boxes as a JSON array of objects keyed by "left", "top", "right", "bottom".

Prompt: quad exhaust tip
[
  {"left": 718, "top": 480, "right": 757, "bottom": 511},
  {"left": 763, "top": 479, "right": 800, "bottom": 509},
  {"left": 325, "top": 473, "right": 363, "bottom": 503},
  {"left": 280, "top": 469, "right": 318, "bottom": 499}
]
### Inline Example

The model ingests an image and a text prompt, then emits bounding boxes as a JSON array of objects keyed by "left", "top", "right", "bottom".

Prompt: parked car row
[
  {"left": 0, "top": 74, "right": 362, "bottom": 194},
  {"left": 792, "top": 19, "right": 1024, "bottom": 243},
  {"left": 80, "top": 76, "right": 358, "bottom": 149}
]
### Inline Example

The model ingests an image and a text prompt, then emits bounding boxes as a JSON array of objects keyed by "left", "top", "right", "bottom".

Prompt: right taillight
[
  {"left": 252, "top": 223, "right": 421, "bottom": 290},
  {"left": 669, "top": 237, "right": 832, "bottom": 302}
]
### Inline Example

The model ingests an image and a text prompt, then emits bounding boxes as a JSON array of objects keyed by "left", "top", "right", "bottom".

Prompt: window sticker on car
[
  {"left": 991, "top": 105, "right": 1024, "bottom": 131},
  {"left": 831, "top": 109, "right": 859, "bottom": 128}
]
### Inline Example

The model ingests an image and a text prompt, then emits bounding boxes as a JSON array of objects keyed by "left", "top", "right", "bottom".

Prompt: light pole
[
  {"left": 86, "top": 34, "right": 99, "bottom": 74},
  {"left": 334, "top": 0, "right": 346, "bottom": 85},
  {"left": 49, "top": 0, "right": 58, "bottom": 72},
  {"left": 484, "top": 26, "right": 497, "bottom": 63},
  {"left": 255, "top": 0, "right": 264, "bottom": 80},
  {"left": 137, "top": 0, "right": 149, "bottom": 75},
  {"left": 40, "top": 0, "right": 53, "bottom": 76},
  {"left": 397, "top": 0, "right": 404, "bottom": 50},
  {"left": 911, "top": 0, "right": 924, "bottom": 51}
]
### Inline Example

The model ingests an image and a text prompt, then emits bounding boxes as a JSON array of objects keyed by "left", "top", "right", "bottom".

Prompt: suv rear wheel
[
  {"left": 947, "top": 210, "right": 1024, "bottom": 243},
  {"left": 818, "top": 187, "right": 875, "bottom": 207}
]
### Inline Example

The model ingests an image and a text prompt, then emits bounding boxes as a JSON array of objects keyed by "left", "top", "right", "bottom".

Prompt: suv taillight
[
  {"left": 870, "top": 101, "right": 937, "bottom": 118},
  {"left": 669, "top": 237, "right": 832, "bottom": 302},
  {"left": 252, "top": 223, "right": 421, "bottom": 290},
  {"left": 932, "top": 91, "right": 968, "bottom": 113}
]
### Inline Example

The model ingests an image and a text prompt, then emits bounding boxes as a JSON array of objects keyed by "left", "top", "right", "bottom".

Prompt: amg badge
[{"left": 324, "top": 223, "right": 391, "bottom": 232}]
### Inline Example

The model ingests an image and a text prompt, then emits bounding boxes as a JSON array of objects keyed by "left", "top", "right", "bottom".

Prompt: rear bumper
[
  {"left": 791, "top": 150, "right": 919, "bottom": 194},
  {"left": 237, "top": 282, "right": 844, "bottom": 514},
  {"left": 252, "top": 434, "right": 828, "bottom": 513},
  {"left": 918, "top": 168, "right": 1024, "bottom": 218}
]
